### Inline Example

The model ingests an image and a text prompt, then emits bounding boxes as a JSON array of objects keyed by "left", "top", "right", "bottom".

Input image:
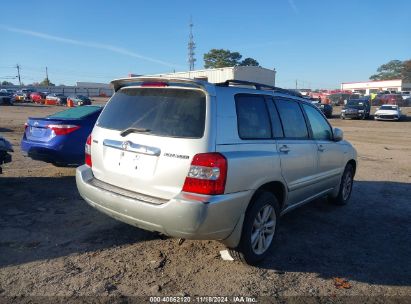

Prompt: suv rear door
[
  {"left": 90, "top": 86, "right": 209, "bottom": 200},
  {"left": 273, "top": 98, "right": 319, "bottom": 207}
]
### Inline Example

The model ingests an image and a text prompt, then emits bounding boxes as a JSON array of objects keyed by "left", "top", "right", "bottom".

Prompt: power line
[{"left": 0, "top": 76, "right": 18, "bottom": 79}]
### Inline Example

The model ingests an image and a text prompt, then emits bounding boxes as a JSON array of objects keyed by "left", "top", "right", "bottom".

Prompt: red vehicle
[
  {"left": 309, "top": 92, "right": 331, "bottom": 104},
  {"left": 374, "top": 94, "right": 405, "bottom": 106},
  {"left": 30, "top": 92, "right": 46, "bottom": 104}
]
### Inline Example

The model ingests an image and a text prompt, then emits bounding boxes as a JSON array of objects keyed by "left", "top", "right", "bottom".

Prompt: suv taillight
[
  {"left": 182, "top": 153, "right": 227, "bottom": 195},
  {"left": 85, "top": 134, "right": 92, "bottom": 167}
]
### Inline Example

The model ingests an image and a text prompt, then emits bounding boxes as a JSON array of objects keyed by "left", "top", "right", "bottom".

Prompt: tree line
[{"left": 370, "top": 59, "right": 411, "bottom": 82}]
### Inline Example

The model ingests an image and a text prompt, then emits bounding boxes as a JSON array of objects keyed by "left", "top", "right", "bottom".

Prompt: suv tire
[
  {"left": 329, "top": 163, "right": 354, "bottom": 205},
  {"left": 229, "top": 191, "right": 280, "bottom": 265}
]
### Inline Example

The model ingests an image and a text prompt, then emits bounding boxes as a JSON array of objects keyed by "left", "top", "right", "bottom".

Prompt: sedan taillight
[{"left": 47, "top": 124, "right": 80, "bottom": 136}]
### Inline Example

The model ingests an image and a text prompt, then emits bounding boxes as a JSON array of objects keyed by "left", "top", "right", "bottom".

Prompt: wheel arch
[
  {"left": 347, "top": 159, "right": 357, "bottom": 176},
  {"left": 248, "top": 181, "right": 287, "bottom": 212},
  {"left": 221, "top": 180, "right": 287, "bottom": 249}
]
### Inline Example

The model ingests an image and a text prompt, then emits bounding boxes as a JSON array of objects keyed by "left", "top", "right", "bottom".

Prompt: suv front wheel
[
  {"left": 329, "top": 163, "right": 354, "bottom": 205},
  {"left": 229, "top": 191, "right": 280, "bottom": 265}
]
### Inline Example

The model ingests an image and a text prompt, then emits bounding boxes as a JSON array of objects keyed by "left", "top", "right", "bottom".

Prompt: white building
[
  {"left": 341, "top": 79, "right": 411, "bottom": 94},
  {"left": 76, "top": 82, "right": 111, "bottom": 88},
  {"left": 148, "top": 66, "right": 277, "bottom": 87}
]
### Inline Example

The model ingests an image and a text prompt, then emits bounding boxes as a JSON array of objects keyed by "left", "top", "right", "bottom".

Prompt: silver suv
[{"left": 76, "top": 77, "right": 357, "bottom": 264}]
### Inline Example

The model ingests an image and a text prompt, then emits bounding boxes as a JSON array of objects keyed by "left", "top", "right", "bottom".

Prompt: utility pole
[
  {"left": 16, "top": 64, "right": 21, "bottom": 86},
  {"left": 45, "top": 66, "right": 49, "bottom": 85},
  {"left": 188, "top": 16, "right": 196, "bottom": 71},
  {"left": 295, "top": 79, "right": 298, "bottom": 90}
]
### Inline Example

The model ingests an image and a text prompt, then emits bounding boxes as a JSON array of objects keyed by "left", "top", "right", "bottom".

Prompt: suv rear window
[
  {"left": 97, "top": 88, "right": 206, "bottom": 138},
  {"left": 235, "top": 94, "right": 272, "bottom": 139}
]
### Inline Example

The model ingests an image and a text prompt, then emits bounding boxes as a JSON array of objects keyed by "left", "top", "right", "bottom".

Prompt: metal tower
[{"left": 188, "top": 17, "right": 196, "bottom": 71}]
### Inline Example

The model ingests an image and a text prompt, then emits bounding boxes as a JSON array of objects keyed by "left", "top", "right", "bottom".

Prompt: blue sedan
[{"left": 21, "top": 106, "right": 102, "bottom": 166}]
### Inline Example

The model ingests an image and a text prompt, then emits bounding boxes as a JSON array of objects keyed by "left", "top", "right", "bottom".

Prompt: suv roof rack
[{"left": 216, "top": 80, "right": 303, "bottom": 98}]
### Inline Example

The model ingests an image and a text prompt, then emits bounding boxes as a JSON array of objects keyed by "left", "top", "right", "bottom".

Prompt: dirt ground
[{"left": 0, "top": 100, "right": 410, "bottom": 301}]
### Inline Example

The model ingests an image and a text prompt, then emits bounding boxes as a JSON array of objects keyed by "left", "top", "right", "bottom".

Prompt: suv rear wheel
[{"left": 229, "top": 191, "right": 280, "bottom": 265}]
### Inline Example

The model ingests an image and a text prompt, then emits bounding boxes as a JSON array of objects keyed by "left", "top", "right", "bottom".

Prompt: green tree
[
  {"left": 239, "top": 57, "right": 260, "bottom": 67},
  {"left": 370, "top": 60, "right": 404, "bottom": 80},
  {"left": 39, "top": 78, "right": 55, "bottom": 86},
  {"left": 1, "top": 81, "right": 14, "bottom": 85},
  {"left": 402, "top": 60, "right": 411, "bottom": 82},
  {"left": 204, "top": 49, "right": 242, "bottom": 68}
]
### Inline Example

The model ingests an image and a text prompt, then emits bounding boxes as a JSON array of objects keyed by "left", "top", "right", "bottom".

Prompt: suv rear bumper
[{"left": 76, "top": 165, "right": 251, "bottom": 241}]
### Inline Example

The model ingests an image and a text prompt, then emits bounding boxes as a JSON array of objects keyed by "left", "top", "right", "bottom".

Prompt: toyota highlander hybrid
[{"left": 76, "top": 77, "right": 357, "bottom": 264}]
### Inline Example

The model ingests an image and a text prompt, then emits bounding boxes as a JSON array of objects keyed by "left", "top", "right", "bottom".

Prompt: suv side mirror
[{"left": 333, "top": 128, "right": 343, "bottom": 142}]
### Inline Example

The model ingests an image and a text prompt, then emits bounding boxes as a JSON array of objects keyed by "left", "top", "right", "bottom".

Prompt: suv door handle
[
  {"left": 318, "top": 144, "right": 325, "bottom": 152},
  {"left": 279, "top": 145, "right": 290, "bottom": 153}
]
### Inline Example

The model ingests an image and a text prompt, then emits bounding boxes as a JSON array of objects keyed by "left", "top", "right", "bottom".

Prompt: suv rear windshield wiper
[{"left": 120, "top": 127, "right": 151, "bottom": 137}]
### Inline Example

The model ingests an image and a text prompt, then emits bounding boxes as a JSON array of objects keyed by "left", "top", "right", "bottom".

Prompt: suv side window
[
  {"left": 235, "top": 94, "right": 272, "bottom": 139},
  {"left": 302, "top": 104, "right": 333, "bottom": 140},
  {"left": 274, "top": 98, "right": 309, "bottom": 139},
  {"left": 266, "top": 98, "right": 284, "bottom": 138}
]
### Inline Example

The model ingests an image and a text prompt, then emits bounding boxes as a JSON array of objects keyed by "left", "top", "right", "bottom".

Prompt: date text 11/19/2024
[{"left": 149, "top": 296, "right": 258, "bottom": 303}]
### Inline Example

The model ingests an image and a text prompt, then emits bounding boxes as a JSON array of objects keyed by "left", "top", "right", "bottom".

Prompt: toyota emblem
[{"left": 121, "top": 141, "right": 131, "bottom": 150}]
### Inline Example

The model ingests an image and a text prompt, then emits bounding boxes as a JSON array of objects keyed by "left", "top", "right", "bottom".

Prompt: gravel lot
[{"left": 0, "top": 101, "right": 410, "bottom": 301}]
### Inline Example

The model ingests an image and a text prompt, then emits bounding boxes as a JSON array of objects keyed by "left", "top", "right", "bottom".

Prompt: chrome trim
[
  {"left": 103, "top": 139, "right": 161, "bottom": 156},
  {"left": 87, "top": 177, "right": 167, "bottom": 205}
]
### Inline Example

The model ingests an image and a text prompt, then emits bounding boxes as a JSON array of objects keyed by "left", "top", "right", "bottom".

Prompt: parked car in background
[
  {"left": 30, "top": 92, "right": 47, "bottom": 104},
  {"left": 21, "top": 106, "right": 102, "bottom": 166},
  {"left": 311, "top": 101, "right": 333, "bottom": 118},
  {"left": 76, "top": 77, "right": 357, "bottom": 265},
  {"left": 0, "top": 89, "right": 16, "bottom": 95},
  {"left": 401, "top": 91, "right": 411, "bottom": 101},
  {"left": 373, "top": 94, "right": 405, "bottom": 106},
  {"left": 13, "top": 92, "right": 25, "bottom": 102},
  {"left": 67, "top": 95, "right": 92, "bottom": 106},
  {"left": 0, "top": 92, "right": 14, "bottom": 106},
  {"left": 45, "top": 93, "right": 67, "bottom": 105},
  {"left": 0, "top": 136, "right": 13, "bottom": 174},
  {"left": 341, "top": 98, "right": 371, "bottom": 119},
  {"left": 328, "top": 93, "right": 360, "bottom": 106},
  {"left": 21, "top": 88, "right": 36, "bottom": 101},
  {"left": 374, "top": 105, "right": 403, "bottom": 121}
]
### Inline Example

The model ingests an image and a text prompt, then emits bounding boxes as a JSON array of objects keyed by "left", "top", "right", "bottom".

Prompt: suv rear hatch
[{"left": 90, "top": 86, "right": 210, "bottom": 201}]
